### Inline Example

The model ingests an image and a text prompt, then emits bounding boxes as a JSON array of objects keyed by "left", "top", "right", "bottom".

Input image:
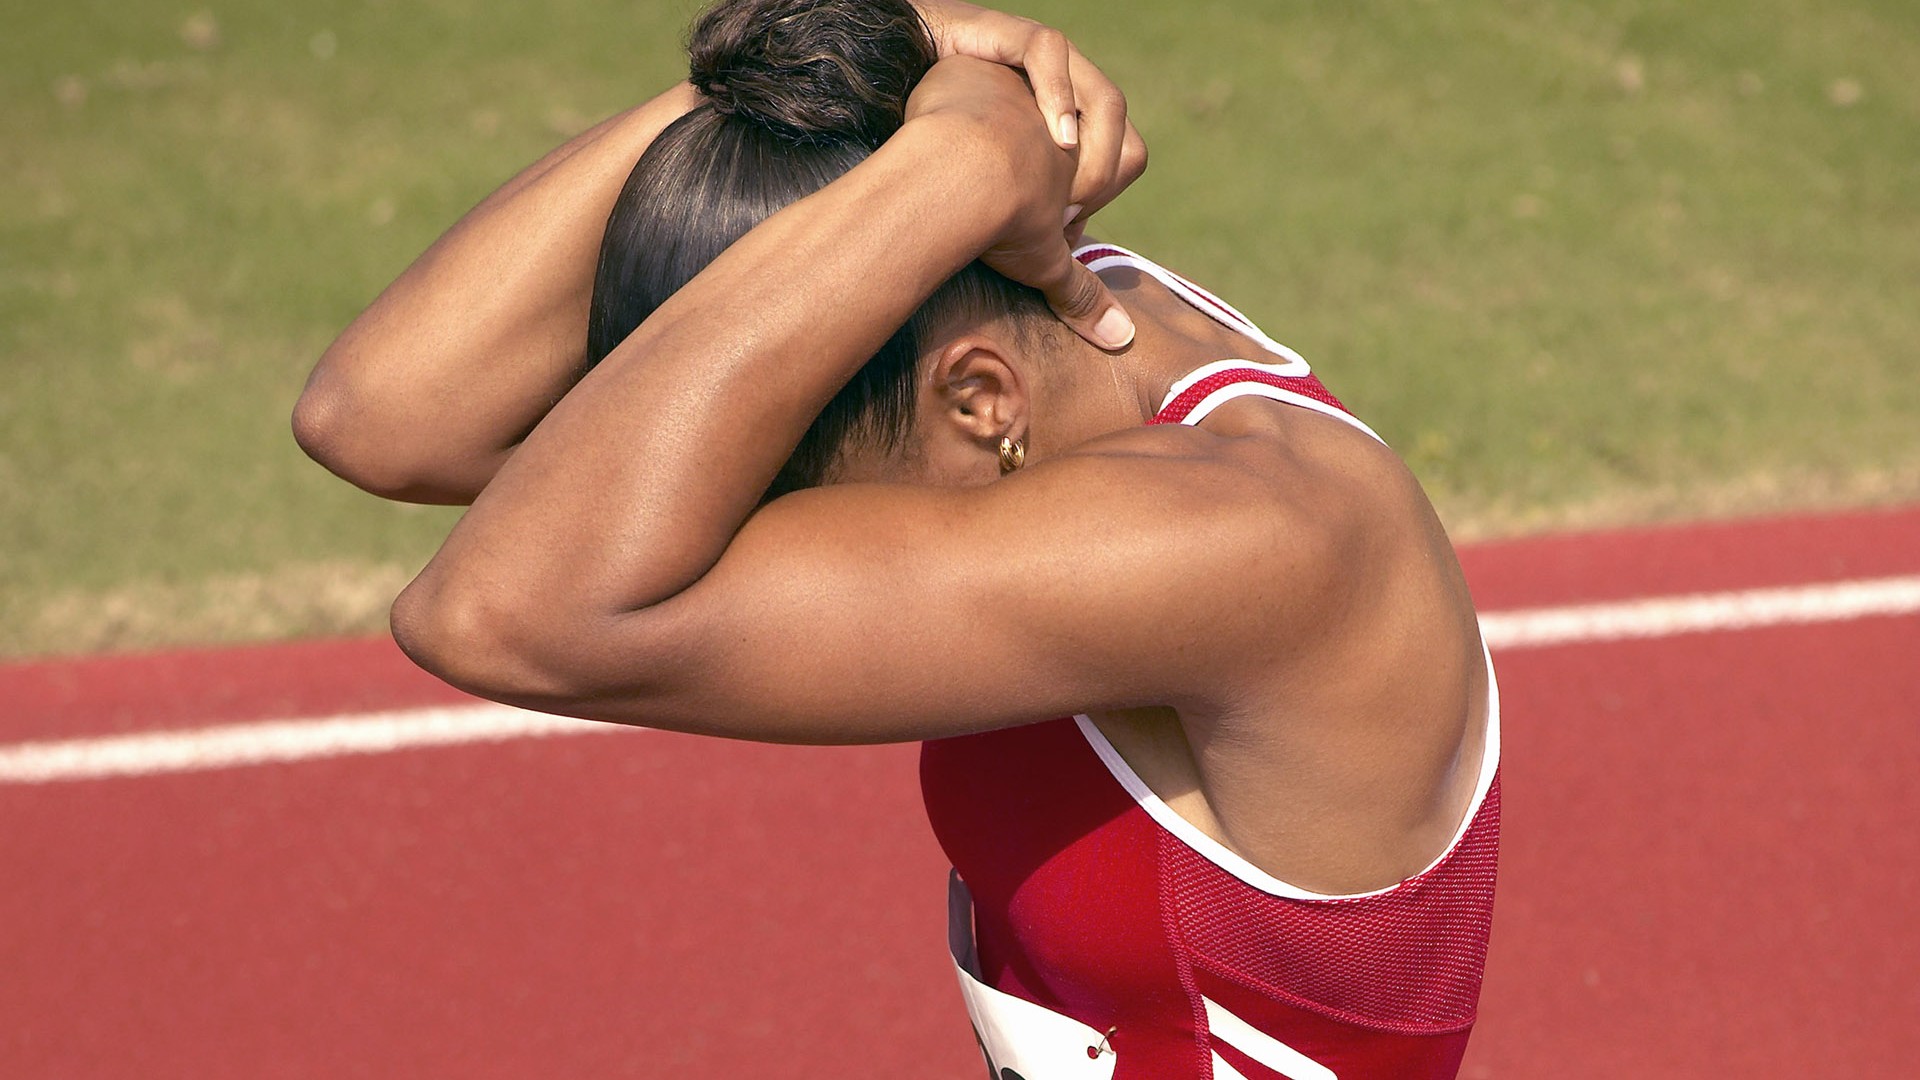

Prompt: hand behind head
[{"left": 907, "top": 56, "right": 1136, "bottom": 350}]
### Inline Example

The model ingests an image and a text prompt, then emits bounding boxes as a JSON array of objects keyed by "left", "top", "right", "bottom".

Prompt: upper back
[
  {"left": 1067, "top": 244, "right": 1492, "bottom": 896},
  {"left": 921, "top": 245, "right": 1500, "bottom": 1079}
]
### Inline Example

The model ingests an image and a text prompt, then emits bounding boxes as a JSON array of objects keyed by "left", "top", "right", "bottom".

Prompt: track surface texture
[{"left": 4, "top": 507, "right": 1917, "bottom": 1079}]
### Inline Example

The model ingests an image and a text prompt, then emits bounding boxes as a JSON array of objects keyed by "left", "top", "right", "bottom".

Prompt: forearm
[
  {"left": 394, "top": 110, "right": 1016, "bottom": 694},
  {"left": 294, "top": 83, "right": 704, "bottom": 503}
]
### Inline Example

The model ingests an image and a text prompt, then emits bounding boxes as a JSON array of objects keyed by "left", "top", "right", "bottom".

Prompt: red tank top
[{"left": 918, "top": 244, "right": 1501, "bottom": 1080}]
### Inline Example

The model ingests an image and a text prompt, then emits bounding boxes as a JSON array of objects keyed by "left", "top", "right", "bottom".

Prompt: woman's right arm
[{"left": 292, "top": 83, "right": 704, "bottom": 505}]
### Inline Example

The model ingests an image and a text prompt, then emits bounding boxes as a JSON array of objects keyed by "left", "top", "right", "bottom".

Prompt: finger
[
  {"left": 1063, "top": 48, "right": 1127, "bottom": 208},
  {"left": 1118, "top": 120, "right": 1149, "bottom": 188},
  {"left": 1019, "top": 26, "right": 1079, "bottom": 148},
  {"left": 916, "top": 2, "right": 956, "bottom": 56},
  {"left": 1039, "top": 244, "right": 1134, "bottom": 351},
  {"left": 937, "top": 10, "right": 1035, "bottom": 65},
  {"left": 1072, "top": 119, "right": 1149, "bottom": 227},
  {"left": 1066, "top": 121, "right": 1147, "bottom": 243}
]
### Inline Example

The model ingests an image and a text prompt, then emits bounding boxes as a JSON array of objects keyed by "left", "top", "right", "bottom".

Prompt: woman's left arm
[
  {"left": 394, "top": 59, "right": 1333, "bottom": 743},
  {"left": 294, "top": 84, "right": 704, "bottom": 504},
  {"left": 296, "top": 4, "right": 1141, "bottom": 506}
]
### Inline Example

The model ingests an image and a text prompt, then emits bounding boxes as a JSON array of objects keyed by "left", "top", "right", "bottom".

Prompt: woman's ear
[{"left": 929, "top": 334, "right": 1030, "bottom": 449}]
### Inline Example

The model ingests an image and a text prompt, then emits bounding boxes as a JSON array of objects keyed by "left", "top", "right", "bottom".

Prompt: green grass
[{"left": 2, "top": 0, "right": 1916, "bottom": 657}]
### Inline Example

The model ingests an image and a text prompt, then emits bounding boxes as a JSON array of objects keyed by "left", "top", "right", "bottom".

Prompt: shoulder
[
  {"left": 1047, "top": 396, "right": 1412, "bottom": 560},
  {"left": 1011, "top": 403, "right": 1402, "bottom": 638},
  {"left": 593, "top": 395, "right": 1424, "bottom": 738}
]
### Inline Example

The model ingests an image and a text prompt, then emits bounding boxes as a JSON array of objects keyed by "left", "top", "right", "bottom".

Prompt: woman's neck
[{"left": 1030, "top": 264, "right": 1270, "bottom": 457}]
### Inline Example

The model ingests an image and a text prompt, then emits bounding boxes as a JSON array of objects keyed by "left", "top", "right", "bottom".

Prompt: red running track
[{"left": 3, "top": 507, "right": 1917, "bottom": 1078}]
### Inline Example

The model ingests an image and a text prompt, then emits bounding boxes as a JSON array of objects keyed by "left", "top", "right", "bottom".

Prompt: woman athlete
[{"left": 295, "top": 1, "right": 1499, "bottom": 1076}]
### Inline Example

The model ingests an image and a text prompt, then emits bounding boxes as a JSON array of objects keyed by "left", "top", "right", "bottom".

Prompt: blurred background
[
  {"left": 6, "top": 3, "right": 1920, "bottom": 1079},
  {"left": 3, "top": 0, "right": 1916, "bottom": 661}
]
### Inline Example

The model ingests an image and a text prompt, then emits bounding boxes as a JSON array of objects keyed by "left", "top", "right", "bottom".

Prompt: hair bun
[{"left": 688, "top": 0, "right": 937, "bottom": 147}]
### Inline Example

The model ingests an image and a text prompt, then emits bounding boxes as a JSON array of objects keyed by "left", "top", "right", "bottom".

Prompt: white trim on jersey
[
  {"left": 947, "top": 873, "right": 1118, "bottom": 1080},
  {"left": 1073, "top": 642, "right": 1501, "bottom": 903},
  {"left": 1072, "top": 242, "right": 1386, "bottom": 445},
  {"left": 1204, "top": 995, "right": 1339, "bottom": 1080},
  {"left": 1161, "top": 356, "right": 1314, "bottom": 407},
  {"left": 1174, "top": 378, "right": 1389, "bottom": 446}
]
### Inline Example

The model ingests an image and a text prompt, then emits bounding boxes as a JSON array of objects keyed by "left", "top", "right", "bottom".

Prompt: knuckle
[{"left": 1061, "top": 269, "right": 1105, "bottom": 318}]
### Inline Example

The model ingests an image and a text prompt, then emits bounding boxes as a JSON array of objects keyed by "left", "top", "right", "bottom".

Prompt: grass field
[{"left": 3, "top": 0, "right": 1916, "bottom": 658}]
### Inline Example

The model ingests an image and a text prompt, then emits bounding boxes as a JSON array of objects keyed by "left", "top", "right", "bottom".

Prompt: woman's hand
[
  {"left": 912, "top": 0, "right": 1146, "bottom": 246},
  {"left": 906, "top": 56, "right": 1135, "bottom": 350}
]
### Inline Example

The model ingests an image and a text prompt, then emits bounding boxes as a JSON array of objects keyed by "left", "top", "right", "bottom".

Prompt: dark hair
[{"left": 585, "top": 0, "right": 1052, "bottom": 498}]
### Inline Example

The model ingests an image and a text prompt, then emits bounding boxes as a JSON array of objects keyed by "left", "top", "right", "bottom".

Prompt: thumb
[{"left": 1043, "top": 250, "right": 1135, "bottom": 351}]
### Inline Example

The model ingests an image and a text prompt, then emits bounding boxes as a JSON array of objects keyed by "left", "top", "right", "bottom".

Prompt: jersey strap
[
  {"left": 1072, "top": 242, "right": 1387, "bottom": 445},
  {"left": 1150, "top": 359, "right": 1385, "bottom": 445},
  {"left": 1075, "top": 243, "right": 1308, "bottom": 367}
]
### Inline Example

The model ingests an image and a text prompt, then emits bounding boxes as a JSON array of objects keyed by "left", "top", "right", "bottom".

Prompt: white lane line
[
  {"left": 3, "top": 575, "right": 1916, "bottom": 786},
  {"left": 0, "top": 703, "right": 616, "bottom": 785},
  {"left": 1478, "top": 574, "right": 1920, "bottom": 650}
]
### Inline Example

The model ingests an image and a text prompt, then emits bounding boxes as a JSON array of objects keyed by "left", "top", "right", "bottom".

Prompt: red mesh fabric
[
  {"left": 1150, "top": 368, "right": 1350, "bottom": 425},
  {"left": 1165, "top": 774, "right": 1500, "bottom": 1034}
]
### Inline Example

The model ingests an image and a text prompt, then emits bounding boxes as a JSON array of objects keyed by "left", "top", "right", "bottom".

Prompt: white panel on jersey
[
  {"left": 1202, "top": 996, "right": 1337, "bottom": 1080},
  {"left": 1212, "top": 1051, "right": 1252, "bottom": 1080},
  {"left": 948, "top": 873, "right": 1117, "bottom": 1080}
]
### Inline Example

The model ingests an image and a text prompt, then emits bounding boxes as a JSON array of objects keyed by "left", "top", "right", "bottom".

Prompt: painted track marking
[
  {"left": 4, "top": 574, "right": 1915, "bottom": 786},
  {"left": 1477, "top": 573, "right": 1920, "bottom": 649},
  {"left": 0, "top": 703, "right": 615, "bottom": 785}
]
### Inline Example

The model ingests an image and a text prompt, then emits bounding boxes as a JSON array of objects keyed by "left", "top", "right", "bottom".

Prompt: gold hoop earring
[{"left": 998, "top": 436, "right": 1026, "bottom": 475}]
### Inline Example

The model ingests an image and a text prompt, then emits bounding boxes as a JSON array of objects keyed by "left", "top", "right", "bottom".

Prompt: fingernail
[
  {"left": 1063, "top": 204, "right": 1083, "bottom": 228},
  {"left": 1094, "top": 306, "right": 1135, "bottom": 350},
  {"left": 1058, "top": 113, "right": 1079, "bottom": 148}
]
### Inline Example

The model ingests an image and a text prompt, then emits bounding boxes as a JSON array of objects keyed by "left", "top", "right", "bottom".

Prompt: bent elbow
[
  {"left": 290, "top": 376, "right": 348, "bottom": 473},
  {"left": 391, "top": 570, "right": 691, "bottom": 727},
  {"left": 292, "top": 374, "right": 455, "bottom": 502},
  {"left": 390, "top": 574, "right": 580, "bottom": 707},
  {"left": 291, "top": 374, "right": 400, "bottom": 494}
]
